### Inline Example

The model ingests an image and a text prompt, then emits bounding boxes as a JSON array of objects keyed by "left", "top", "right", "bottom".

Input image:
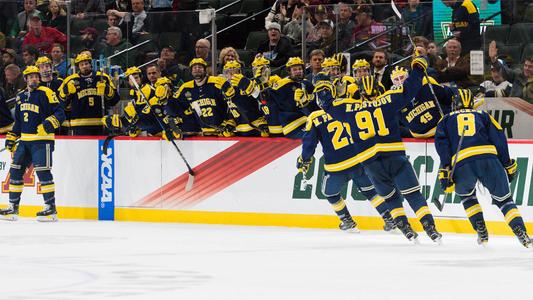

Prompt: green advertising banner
[{"left": 433, "top": 0, "right": 502, "bottom": 43}]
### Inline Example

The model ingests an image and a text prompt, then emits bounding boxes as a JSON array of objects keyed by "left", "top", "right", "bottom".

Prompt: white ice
[{"left": 0, "top": 219, "right": 531, "bottom": 300}]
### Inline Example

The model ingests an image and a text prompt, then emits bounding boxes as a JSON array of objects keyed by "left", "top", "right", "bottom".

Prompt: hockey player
[
  {"left": 346, "top": 59, "right": 386, "bottom": 99},
  {"left": 314, "top": 56, "right": 442, "bottom": 243},
  {"left": 390, "top": 66, "right": 455, "bottom": 138},
  {"left": 321, "top": 57, "right": 355, "bottom": 98},
  {"left": 222, "top": 60, "right": 269, "bottom": 137},
  {"left": 298, "top": 74, "right": 396, "bottom": 231},
  {"left": 169, "top": 58, "right": 234, "bottom": 137},
  {"left": 58, "top": 53, "right": 119, "bottom": 135},
  {"left": 269, "top": 57, "right": 318, "bottom": 139},
  {"left": 0, "top": 66, "right": 65, "bottom": 221},
  {"left": 435, "top": 89, "right": 530, "bottom": 247},
  {"left": 36, "top": 56, "right": 63, "bottom": 93}
]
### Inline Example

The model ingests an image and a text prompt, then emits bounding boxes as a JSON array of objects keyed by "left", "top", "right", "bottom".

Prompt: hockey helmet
[
  {"left": 357, "top": 75, "right": 380, "bottom": 100},
  {"left": 74, "top": 53, "right": 92, "bottom": 65},
  {"left": 223, "top": 60, "right": 242, "bottom": 71},
  {"left": 390, "top": 66, "right": 408, "bottom": 86},
  {"left": 189, "top": 58, "right": 208, "bottom": 69},
  {"left": 452, "top": 89, "right": 474, "bottom": 111},
  {"left": 124, "top": 66, "right": 142, "bottom": 77},
  {"left": 286, "top": 57, "right": 304, "bottom": 69},
  {"left": 35, "top": 56, "right": 52, "bottom": 66},
  {"left": 23, "top": 65, "right": 40, "bottom": 77},
  {"left": 251, "top": 55, "right": 270, "bottom": 68}
]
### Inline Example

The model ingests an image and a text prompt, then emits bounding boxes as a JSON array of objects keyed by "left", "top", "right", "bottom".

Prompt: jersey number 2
[{"left": 327, "top": 121, "right": 353, "bottom": 150}]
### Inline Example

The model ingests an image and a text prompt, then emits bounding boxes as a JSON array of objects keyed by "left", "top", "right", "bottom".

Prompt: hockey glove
[
  {"left": 102, "top": 114, "right": 122, "bottom": 130},
  {"left": 438, "top": 167, "right": 455, "bottom": 193},
  {"left": 411, "top": 56, "right": 428, "bottom": 72},
  {"left": 220, "top": 120, "right": 236, "bottom": 137},
  {"left": 297, "top": 156, "right": 313, "bottom": 174},
  {"left": 96, "top": 81, "right": 106, "bottom": 96},
  {"left": 294, "top": 88, "right": 313, "bottom": 108},
  {"left": 126, "top": 126, "right": 141, "bottom": 137},
  {"left": 162, "top": 129, "right": 182, "bottom": 141},
  {"left": 5, "top": 132, "right": 19, "bottom": 153},
  {"left": 505, "top": 159, "right": 517, "bottom": 183},
  {"left": 67, "top": 79, "right": 79, "bottom": 95}
]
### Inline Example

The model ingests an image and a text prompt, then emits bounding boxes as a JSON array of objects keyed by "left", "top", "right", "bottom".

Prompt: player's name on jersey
[
  {"left": 20, "top": 103, "right": 40, "bottom": 114},
  {"left": 77, "top": 88, "right": 99, "bottom": 98},
  {"left": 344, "top": 95, "right": 392, "bottom": 112},
  {"left": 193, "top": 98, "right": 217, "bottom": 106}
]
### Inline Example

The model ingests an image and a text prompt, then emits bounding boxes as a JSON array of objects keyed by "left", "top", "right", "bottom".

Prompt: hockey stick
[
  {"left": 391, "top": 0, "right": 444, "bottom": 117},
  {"left": 432, "top": 125, "right": 466, "bottom": 211},
  {"left": 129, "top": 75, "right": 195, "bottom": 192}
]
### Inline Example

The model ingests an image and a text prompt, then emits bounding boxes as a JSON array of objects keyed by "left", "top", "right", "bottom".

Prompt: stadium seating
[
  {"left": 507, "top": 23, "right": 533, "bottom": 44},
  {"left": 245, "top": 31, "right": 267, "bottom": 52}
]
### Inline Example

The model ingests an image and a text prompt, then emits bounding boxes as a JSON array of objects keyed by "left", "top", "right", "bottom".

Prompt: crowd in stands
[{"left": 0, "top": 0, "right": 532, "bottom": 137}]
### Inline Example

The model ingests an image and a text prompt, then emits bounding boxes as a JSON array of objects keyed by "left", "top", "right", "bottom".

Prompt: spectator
[
  {"left": 480, "top": 65, "right": 513, "bottom": 97},
  {"left": 282, "top": 4, "right": 312, "bottom": 45},
  {"left": 50, "top": 43, "right": 68, "bottom": 78},
  {"left": 352, "top": 5, "right": 388, "bottom": 50},
  {"left": 100, "top": 26, "right": 135, "bottom": 68},
  {"left": 265, "top": 0, "right": 305, "bottom": 30},
  {"left": 434, "top": 39, "right": 477, "bottom": 88},
  {"left": 3, "top": 64, "right": 25, "bottom": 100},
  {"left": 316, "top": 19, "right": 336, "bottom": 57},
  {"left": 157, "top": 46, "right": 192, "bottom": 86},
  {"left": 9, "top": 0, "right": 43, "bottom": 38},
  {"left": 489, "top": 41, "right": 533, "bottom": 103},
  {"left": 145, "top": 64, "right": 162, "bottom": 86},
  {"left": 79, "top": 27, "right": 100, "bottom": 53},
  {"left": 442, "top": 0, "right": 481, "bottom": 55},
  {"left": 74, "top": 0, "right": 106, "bottom": 19},
  {"left": 22, "top": 45, "right": 39, "bottom": 66},
  {"left": 306, "top": 4, "right": 327, "bottom": 43},
  {"left": 195, "top": 38, "right": 212, "bottom": 67},
  {"left": 21, "top": 15, "right": 67, "bottom": 54},
  {"left": 306, "top": 49, "right": 325, "bottom": 82},
  {"left": 43, "top": 0, "right": 67, "bottom": 33},
  {"left": 257, "top": 22, "right": 293, "bottom": 68},
  {"left": 107, "top": 0, "right": 150, "bottom": 40},
  {"left": 218, "top": 47, "right": 241, "bottom": 74},
  {"left": 427, "top": 41, "right": 441, "bottom": 67},
  {"left": 401, "top": 0, "right": 432, "bottom": 37},
  {"left": 336, "top": 2, "right": 356, "bottom": 51},
  {"left": 371, "top": 50, "right": 393, "bottom": 90},
  {"left": 1, "top": 49, "right": 17, "bottom": 67}
]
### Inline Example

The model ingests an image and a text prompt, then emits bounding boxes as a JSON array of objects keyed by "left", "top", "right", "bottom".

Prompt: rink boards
[{"left": 1, "top": 136, "right": 533, "bottom": 235}]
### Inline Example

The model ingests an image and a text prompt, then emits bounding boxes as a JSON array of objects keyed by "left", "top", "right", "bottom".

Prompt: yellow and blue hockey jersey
[
  {"left": 12, "top": 86, "right": 65, "bottom": 142},
  {"left": 58, "top": 71, "right": 119, "bottom": 128},
  {"left": 302, "top": 110, "right": 359, "bottom": 174},
  {"left": 398, "top": 76, "right": 455, "bottom": 138},
  {"left": 269, "top": 78, "right": 318, "bottom": 137},
  {"left": 322, "top": 68, "right": 425, "bottom": 167},
  {"left": 434, "top": 109, "right": 511, "bottom": 169}
]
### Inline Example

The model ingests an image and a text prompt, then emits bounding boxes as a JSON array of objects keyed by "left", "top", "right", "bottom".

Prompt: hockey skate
[
  {"left": 396, "top": 220, "right": 419, "bottom": 243},
  {"left": 422, "top": 221, "right": 442, "bottom": 244},
  {"left": 475, "top": 220, "right": 488, "bottom": 245},
  {"left": 383, "top": 214, "right": 398, "bottom": 232},
  {"left": 0, "top": 203, "right": 19, "bottom": 221},
  {"left": 339, "top": 216, "right": 360, "bottom": 233},
  {"left": 36, "top": 204, "right": 58, "bottom": 222},
  {"left": 512, "top": 226, "right": 532, "bottom": 248}
]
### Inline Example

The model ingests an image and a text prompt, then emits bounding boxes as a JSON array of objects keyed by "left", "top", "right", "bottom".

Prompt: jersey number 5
[
  {"left": 457, "top": 113, "right": 476, "bottom": 136},
  {"left": 355, "top": 108, "right": 390, "bottom": 140}
]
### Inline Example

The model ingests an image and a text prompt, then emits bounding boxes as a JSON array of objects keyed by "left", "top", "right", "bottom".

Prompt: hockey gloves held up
[
  {"left": 505, "top": 159, "right": 517, "bottom": 183},
  {"left": 438, "top": 167, "right": 455, "bottom": 193},
  {"left": 297, "top": 156, "right": 314, "bottom": 174}
]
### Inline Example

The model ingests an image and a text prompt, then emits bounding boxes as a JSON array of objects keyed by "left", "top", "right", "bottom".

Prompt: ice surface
[{"left": 0, "top": 219, "right": 531, "bottom": 300}]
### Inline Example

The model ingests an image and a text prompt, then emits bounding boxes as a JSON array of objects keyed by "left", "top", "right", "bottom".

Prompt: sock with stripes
[
  {"left": 494, "top": 198, "right": 526, "bottom": 231},
  {"left": 403, "top": 191, "right": 435, "bottom": 225},
  {"left": 461, "top": 196, "right": 486, "bottom": 231},
  {"left": 327, "top": 194, "right": 351, "bottom": 220}
]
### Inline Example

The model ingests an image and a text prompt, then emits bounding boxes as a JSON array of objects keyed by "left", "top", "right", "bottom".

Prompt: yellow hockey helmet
[
  {"left": 352, "top": 59, "right": 370, "bottom": 70},
  {"left": 358, "top": 75, "right": 380, "bottom": 100},
  {"left": 452, "top": 89, "right": 474, "bottom": 110},
  {"left": 251, "top": 56, "right": 270, "bottom": 67},
  {"left": 155, "top": 76, "right": 173, "bottom": 99},
  {"left": 35, "top": 56, "right": 52, "bottom": 66},
  {"left": 223, "top": 60, "right": 242, "bottom": 71},
  {"left": 124, "top": 66, "right": 142, "bottom": 77},
  {"left": 155, "top": 76, "right": 172, "bottom": 87},
  {"left": 321, "top": 57, "right": 341, "bottom": 69},
  {"left": 74, "top": 53, "right": 92, "bottom": 64},
  {"left": 285, "top": 57, "right": 304, "bottom": 69},
  {"left": 22, "top": 65, "right": 40, "bottom": 77},
  {"left": 189, "top": 58, "right": 208, "bottom": 68}
]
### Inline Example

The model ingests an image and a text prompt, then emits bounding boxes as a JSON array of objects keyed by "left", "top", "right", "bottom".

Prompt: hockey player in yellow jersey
[
  {"left": 168, "top": 58, "right": 234, "bottom": 136},
  {"left": 320, "top": 56, "right": 355, "bottom": 98},
  {"left": 58, "top": 53, "right": 119, "bottom": 135}
]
